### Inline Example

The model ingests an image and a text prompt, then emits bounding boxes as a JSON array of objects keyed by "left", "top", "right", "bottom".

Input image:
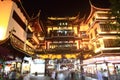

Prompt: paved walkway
[
  {"left": 30, "top": 75, "right": 97, "bottom": 80},
  {"left": 30, "top": 76, "right": 51, "bottom": 80},
  {"left": 85, "top": 77, "right": 97, "bottom": 80}
]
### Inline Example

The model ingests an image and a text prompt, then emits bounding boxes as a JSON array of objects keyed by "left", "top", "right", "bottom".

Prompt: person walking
[
  {"left": 16, "top": 70, "right": 21, "bottom": 80},
  {"left": 102, "top": 69, "right": 108, "bottom": 80},
  {"left": 23, "top": 71, "right": 30, "bottom": 80},
  {"left": 8, "top": 69, "right": 16, "bottom": 80},
  {"left": 96, "top": 70, "right": 103, "bottom": 80},
  {"left": 57, "top": 71, "right": 65, "bottom": 80},
  {"left": 51, "top": 70, "right": 56, "bottom": 80},
  {"left": 64, "top": 70, "right": 70, "bottom": 80}
]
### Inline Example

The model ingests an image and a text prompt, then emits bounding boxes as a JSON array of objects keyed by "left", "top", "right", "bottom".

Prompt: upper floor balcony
[
  {"left": 49, "top": 43, "right": 77, "bottom": 50},
  {"left": 49, "top": 30, "right": 74, "bottom": 37},
  {"left": 46, "top": 30, "right": 81, "bottom": 41}
]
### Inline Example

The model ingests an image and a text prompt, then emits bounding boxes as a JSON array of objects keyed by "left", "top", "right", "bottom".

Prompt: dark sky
[{"left": 21, "top": 0, "right": 110, "bottom": 20}]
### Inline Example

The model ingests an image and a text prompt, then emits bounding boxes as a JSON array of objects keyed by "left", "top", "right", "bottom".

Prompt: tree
[
  {"left": 108, "top": 0, "right": 120, "bottom": 46},
  {"left": 109, "top": 0, "right": 120, "bottom": 24}
]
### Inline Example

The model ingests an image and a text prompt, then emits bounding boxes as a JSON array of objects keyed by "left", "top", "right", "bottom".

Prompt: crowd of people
[
  {"left": 50, "top": 69, "right": 85, "bottom": 80},
  {"left": 0, "top": 69, "right": 22, "bottom": 80},
  {"left": 0, "top": 67, "right": 120, "bottom": 80},
  {"left": 96, "top": 67, "right": 120, "bottom": 80},
  {"left": 96, "top": 69, "right": 109, "bottom": 80},
  {"left": 50, "top": 68, "right": 118, "bottom": 80},
  {"left": 0, "top": 69, "right": 84, "bottom": 80}
]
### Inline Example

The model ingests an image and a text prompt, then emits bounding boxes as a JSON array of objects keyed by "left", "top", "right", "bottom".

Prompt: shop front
[
  {"left": 83, "top": 56, "right": 120, "bottom": 80},
  {"left": 0, "top": 34, "right": 33, "bottom": 76}
]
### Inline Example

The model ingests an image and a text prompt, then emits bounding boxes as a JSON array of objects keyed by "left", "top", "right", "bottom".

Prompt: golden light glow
[
  {"left": 75, "top": 41, "right": 79, "bottom": 49},
  {"left": 38, "top": 53, "right": 78, "bottom": 59},
  {"left": 74, "top": 27, "right": 77, "bottom": 35},
  {"left": 28, "top": 25, "right": 34, "bottom": 32},
  {"left": 32, "top": 34, "right": 39, "bottom": 44},
  {"left": 53, "top": 27, "right": 58, "bottom": 30},
  {"left": 48, "top": 28, "right": 52, "bottom": 34},
  {"left": 80, "top": 25, "right": 88, "bottom": 31},
  {"left": 67, "top": 27, "right": 72, "bottom": 29},
  {"left": 26, "top": 40, "right": 35, "bottom": 49},
  {"left": 0, "top": 1, "right": 12, "bottom": 40},
  {"left": 48, "top": 17, "right": 76, "bottom": 20},
  {"left": 84, "top": 54, "right": 92, "bottom": 59},
  {"left": 65, "top": 54, "right": 77, "bottom": 59},
  {"left": 65, "top": 54, "right": 71, "bottom": 58},
  {"left": 0, "top": 26, "right": 7, "bottom": 40},
  {"left": 56, "top": 55, "right": 62, "bottom": 59}
]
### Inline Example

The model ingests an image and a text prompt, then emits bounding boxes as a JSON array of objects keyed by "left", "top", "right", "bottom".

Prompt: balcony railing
[{"left": 49, "top": 30, "right": 75, "bottom": 37}]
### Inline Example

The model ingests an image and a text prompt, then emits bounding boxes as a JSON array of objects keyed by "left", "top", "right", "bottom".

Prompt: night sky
[{"left": 21, "top": 0, "right": 111, "bottom": 20}]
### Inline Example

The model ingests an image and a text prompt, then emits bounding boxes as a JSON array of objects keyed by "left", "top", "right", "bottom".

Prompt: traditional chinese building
[
  {"left": 81, "top": 2, "right": 120, "bottom": 79},
  {"left": 0, "top": 0, "right": 44, "bottom": 71}
]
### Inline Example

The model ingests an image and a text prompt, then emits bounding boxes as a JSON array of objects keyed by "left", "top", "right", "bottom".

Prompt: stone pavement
[
  {"left": 85, "top": 77, "right": 97, "bottom": 80},
  {"left": 30, "top": 75, "right": 97, "bottom": 80},
  {"left": 30, "top": 76, "right": 51, "bottom": 80}
]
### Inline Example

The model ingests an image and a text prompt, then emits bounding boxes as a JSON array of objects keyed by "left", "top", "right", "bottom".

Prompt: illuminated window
[
  {"left": 80, "top": 31, "right": 88, "bottom": 38},
  {"left": 65, "top": 22, "right": 68, "bottom": 25},
  {"left": 49, "top": 42, "right": 77, "bottom": 50},
  {"left": 59, "top": 22, "right": 68, "bottom": 26},
  {"left": 59, "top": 22, "right": 62, "bottom": 26},
  {"left": 49, "top": 30, "right": 74, "bottom": 37},
  {"left": 96, "top": 41, "right": 100, "bottom": 48},
  {"left": 97, "top": 13, "right": 109, "bottom": 17},
  {"left": 104, "top": 39, "right": 120, "bottom": 47},
  {"left": 100, "top": 24, "right": 120, "bottom": 32}
]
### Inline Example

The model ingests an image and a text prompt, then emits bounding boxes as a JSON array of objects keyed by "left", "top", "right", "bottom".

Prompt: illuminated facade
[
  {"left": 0, "top": 0, "right": 44, "bottom": 60},
  {"left": 83, "top": 3, "right": 120, "bottom": 62},
  {"left": 82, "top": 3, "right": 120, "bottom": 79},
  {"left": 1, "top": 0, "right": 120, "bottom": 77},
  {"left": 40, "top": 16, "right": 82, "bottom": 59}
]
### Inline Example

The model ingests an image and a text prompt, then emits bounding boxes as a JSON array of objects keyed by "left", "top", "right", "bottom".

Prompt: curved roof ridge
[
  {"left": 91, "top": 3, "right": 110, "bottom": 11},
  {"left": 84, "top": 0, "right": 110, "bottom": 23}
]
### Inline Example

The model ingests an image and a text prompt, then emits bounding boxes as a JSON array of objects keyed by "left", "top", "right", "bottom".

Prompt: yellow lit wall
[
  {"left": 75, "top": 40, "right": 79, "bottom": 49},
  {"left": 53, "top": 27, "right": 58, "bottom": 30},
  {"left": 88, "top": 22, "right": 101, "bottom": 52},
  {"left": 0, "top": 1, "right": 13, "bottom": 40},
  {"left": 73, "top": 27, "right": 77, "bottom": 35},
  {"left": 80, "top": 25, "right": 89, "bottom": 31},
  {"left": 38, "top": 53, "right": 79, "bottom": 59},
  {"left": 0, "top": 26, "right": 7, "bottom": 40},
  {"left": 67, "top": 27, "right": 72, "bottom": 29},
  {"left": 47, "top": 27, "right": 52, "bottom": 34}
]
